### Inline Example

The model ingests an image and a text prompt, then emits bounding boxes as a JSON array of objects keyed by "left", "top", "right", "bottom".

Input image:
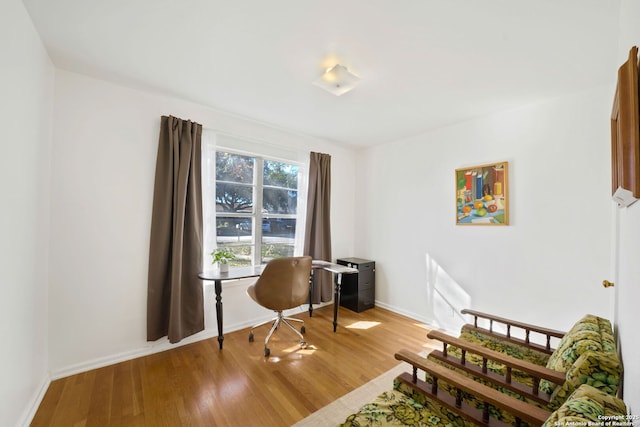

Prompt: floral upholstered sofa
[
  {"left": 340, "top": 381, "right": 627, "bottom": 427},
  {"left": 339, "top": 348, "right": 627, "bottom": 427},
  {"left": 426, "top": 313, "right": 622, "bottom": 412}
]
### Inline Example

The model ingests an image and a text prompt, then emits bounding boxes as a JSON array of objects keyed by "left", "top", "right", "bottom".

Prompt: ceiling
[{"left": 23, "top": 0, "right": 621, "bottom": 147}]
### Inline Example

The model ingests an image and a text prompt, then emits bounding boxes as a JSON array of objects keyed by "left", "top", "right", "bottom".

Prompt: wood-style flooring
[{"left": 32, "top": 305, "right": 440, "bottom": 427}]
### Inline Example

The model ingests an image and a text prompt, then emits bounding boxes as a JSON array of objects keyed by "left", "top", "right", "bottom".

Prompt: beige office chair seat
[{"left": 246, "top": 256, "right": 312, "bottom": 357}]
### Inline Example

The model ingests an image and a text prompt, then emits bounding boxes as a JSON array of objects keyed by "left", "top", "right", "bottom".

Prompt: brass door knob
[{"left": 603, "top": 280, "right": 615, "bottom": 288}]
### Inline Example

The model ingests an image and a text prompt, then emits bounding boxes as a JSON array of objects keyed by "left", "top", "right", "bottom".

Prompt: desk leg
[
  {"left": 214, "top": 279, "right": 224, "bottom": 349},
  {"left": 333, "top": 273, "right": 342, "bottom": 332},
  {"left": 308, "top": 271, "right": 314, "bottom": 317}
]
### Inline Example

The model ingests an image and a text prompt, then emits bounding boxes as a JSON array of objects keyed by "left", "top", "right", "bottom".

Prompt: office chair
[{"left": 246, "top": 256, "right": 312, "bottom": 356}]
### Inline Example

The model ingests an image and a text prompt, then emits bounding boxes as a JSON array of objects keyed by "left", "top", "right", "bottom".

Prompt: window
[{"left": 203, "top": 137, "right": 306, "bottom": 267}]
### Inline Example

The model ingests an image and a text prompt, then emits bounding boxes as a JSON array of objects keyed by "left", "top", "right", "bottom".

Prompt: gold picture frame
[{"left": 456, "top": 161, "right": 509, "bottom": 225}]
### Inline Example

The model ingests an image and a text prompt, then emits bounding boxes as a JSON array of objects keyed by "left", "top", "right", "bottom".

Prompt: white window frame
[{"left": 202, "top": 130, "right": 308, "bottom": 268}]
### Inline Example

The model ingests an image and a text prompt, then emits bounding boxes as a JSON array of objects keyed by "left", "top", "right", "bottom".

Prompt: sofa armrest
[
  {"left": 395, "top": 349, "right": 551, "bottom": 426},
  {"left": 461, "top": 309, "right": 566, "bottom": 354},
  {"left": 427, "top": 330, "right": 566, "bottom": 405}
]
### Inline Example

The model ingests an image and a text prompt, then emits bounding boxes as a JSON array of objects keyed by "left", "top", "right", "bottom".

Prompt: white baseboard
[
  {"left": 37, "top": 300, "right": 442, "bottom": 425},
  {"left": 373, "top": 300, "right": 458, "bottom": 336},
  {"left": 374, "top": 300, "right": 432, "bottom": 325},
  {"left": 50, "top": 300, "right": 440, "bottom": 380},
  {"left": 50, "top": 302, "right": 332, "bottom": 380},
  {"left": 19, "top": 375, "right": 50, "bottom": 427}
]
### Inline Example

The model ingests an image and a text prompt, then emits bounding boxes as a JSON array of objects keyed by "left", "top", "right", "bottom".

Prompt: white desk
[
  {"left": 310, "top": 260, "right": 358, "bottom": 331},
  {"left": 199, "top": 260, "right": 357, "bottom": 349}
]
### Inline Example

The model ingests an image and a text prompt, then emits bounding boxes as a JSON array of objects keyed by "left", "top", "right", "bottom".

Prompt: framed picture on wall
[{"left": 455, "top": 161, "right": 509, "bottom": 225}]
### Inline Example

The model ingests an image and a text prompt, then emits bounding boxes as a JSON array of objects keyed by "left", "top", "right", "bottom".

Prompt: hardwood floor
[{"left": 32, "top": 306, "right": 440, "bottom": 427}]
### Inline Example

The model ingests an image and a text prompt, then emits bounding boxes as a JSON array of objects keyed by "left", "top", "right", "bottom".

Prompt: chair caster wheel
[
  {"left": 301, "top": 325, "right": 306, "bottom": 334},
  {"left": 248, "top": 332, "right": 254, "bottom": 342},
  {"left": 300, "top": 341, "right": 307, "bottom": 348},
  {"left": 264, "top": 347, "right": 270, "bottom": 357}
]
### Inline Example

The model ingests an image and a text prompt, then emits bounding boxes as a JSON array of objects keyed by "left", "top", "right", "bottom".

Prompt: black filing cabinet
[{"left": 337, "top": 258, "right": 375, "bottom": 312}]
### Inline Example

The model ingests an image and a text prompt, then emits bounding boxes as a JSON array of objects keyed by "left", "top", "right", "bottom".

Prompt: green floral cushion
[
  {"left": 545, "top": 315, "right": 602, "bottom": 373},
  {"left": 548, "top": 351, "right": 622, "bottom": 409},
  {"left": 542, "top": 384, "right": 626, "bottom": 427},
  {"left": 540, "top": 315, "right": 617, "bottom": 395},
  {"left": 596, "top": 317, "right": 617, "bottom": 353},
  {"left": 433, "top": 341, "right": 543, "bottom": 392},
  {"left": 458, "top": 325, "right": 551, "bottom": 366},
  {"left": 338, "top": 388, "right": 472, "bottom": 427},
  {"left": 412, "top": 363, "right": 539, "bottom": 427}
]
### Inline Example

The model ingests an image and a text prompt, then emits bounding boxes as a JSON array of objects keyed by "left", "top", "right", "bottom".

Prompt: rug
[{"left": 291, "top": 363, "right": 408, "bottom": 427}]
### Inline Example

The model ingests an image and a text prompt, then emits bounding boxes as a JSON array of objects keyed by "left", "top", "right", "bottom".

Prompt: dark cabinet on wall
[{"left": 337, "top": 258, "right": 375, "bottom": 312}]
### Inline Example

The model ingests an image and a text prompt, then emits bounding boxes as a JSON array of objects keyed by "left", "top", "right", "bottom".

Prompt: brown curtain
[
  {"left": 147, "top": 116, "right": 204, "bottom": 343},
  {"left": 304, "top": 152, "right": 332, "bottom": 303}
]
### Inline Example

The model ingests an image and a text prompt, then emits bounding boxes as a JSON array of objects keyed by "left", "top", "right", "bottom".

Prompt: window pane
[
  {"left": 261, "top": 241, "right": 295, "bottom": 264},
  {"left": 213, "top": 244, "right": 253, "bottom": 267},
  {"left": 215, "top": 216, "right": 253, "bottom": 267},
  {"left": 216, "top": 182, "right": 253, "bottom": 213},
  {"left": 263, "top": 187, "right": 297, "bottom": 214},
  {"left": 215, "top": 216, "right": 252, "bottom": 240},
  {"left": 261, "top": 218, "right": 296, "bottom": 264},
  {"left": 263, "top": 160, "right": 298, "bottom": 188},
  {"left": 261, "top": 218, "right": 296, "bottom": 236},
  {"left": 216, "top": 152, "right": 254, "bottom": 183}
]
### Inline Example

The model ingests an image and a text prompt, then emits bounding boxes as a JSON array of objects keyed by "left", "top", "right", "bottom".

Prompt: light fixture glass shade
[{"left": 313, "top": 64, "right": 360, "bottom": 96}]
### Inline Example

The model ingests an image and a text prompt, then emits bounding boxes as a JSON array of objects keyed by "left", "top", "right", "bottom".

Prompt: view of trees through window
[{"left": 215, "top": 151, "right": 300, "bottom": 266}]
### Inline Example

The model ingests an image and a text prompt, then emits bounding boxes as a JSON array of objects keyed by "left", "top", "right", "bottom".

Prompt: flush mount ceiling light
[{"left": 313, "top": 64, "right": 360, "bottom": 96}]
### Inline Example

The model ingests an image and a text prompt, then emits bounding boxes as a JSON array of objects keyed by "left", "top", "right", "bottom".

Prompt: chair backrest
[{"left": 252, "top": 256, "right": 313, "bottom": 311}]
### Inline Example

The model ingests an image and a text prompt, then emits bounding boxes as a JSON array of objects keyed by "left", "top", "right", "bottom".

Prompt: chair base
[{"left": 249, "top": 311, "right": 307, "bottom": 356}]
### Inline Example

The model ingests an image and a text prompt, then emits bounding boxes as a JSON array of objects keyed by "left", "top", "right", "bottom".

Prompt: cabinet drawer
[
  {"left": 358, "top": 288, "right": 375, "bottom": 311},
  {"left": 359, "top": 273, "right": 374, "bottom": 290},
  {"left": 338, "top": 258, "right": 375, "bottom": 271},
  {"left": 355, "top": 262, "right": 375, "bottom": 273}
]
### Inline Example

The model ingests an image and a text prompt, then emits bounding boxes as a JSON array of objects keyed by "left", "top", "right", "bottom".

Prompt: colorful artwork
[{"left": 456, "top": 162, "right": 508, "bottom": 225}]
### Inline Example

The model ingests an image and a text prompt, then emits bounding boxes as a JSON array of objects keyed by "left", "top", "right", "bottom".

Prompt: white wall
[
  {"left": 48, "top": 70, "right": 356, "bottom": 376},
  {"left": 0, "top": 1, "right": 54, "bottom": 426},
  {"left": 10, "top": 0, "right": 638, "bottom": 421},
  {"left": 356, "top": 86, "right": 615, "bottom": 336},
  {"left": 614, "top": 0, "right": 640, "bottom": 415}
]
